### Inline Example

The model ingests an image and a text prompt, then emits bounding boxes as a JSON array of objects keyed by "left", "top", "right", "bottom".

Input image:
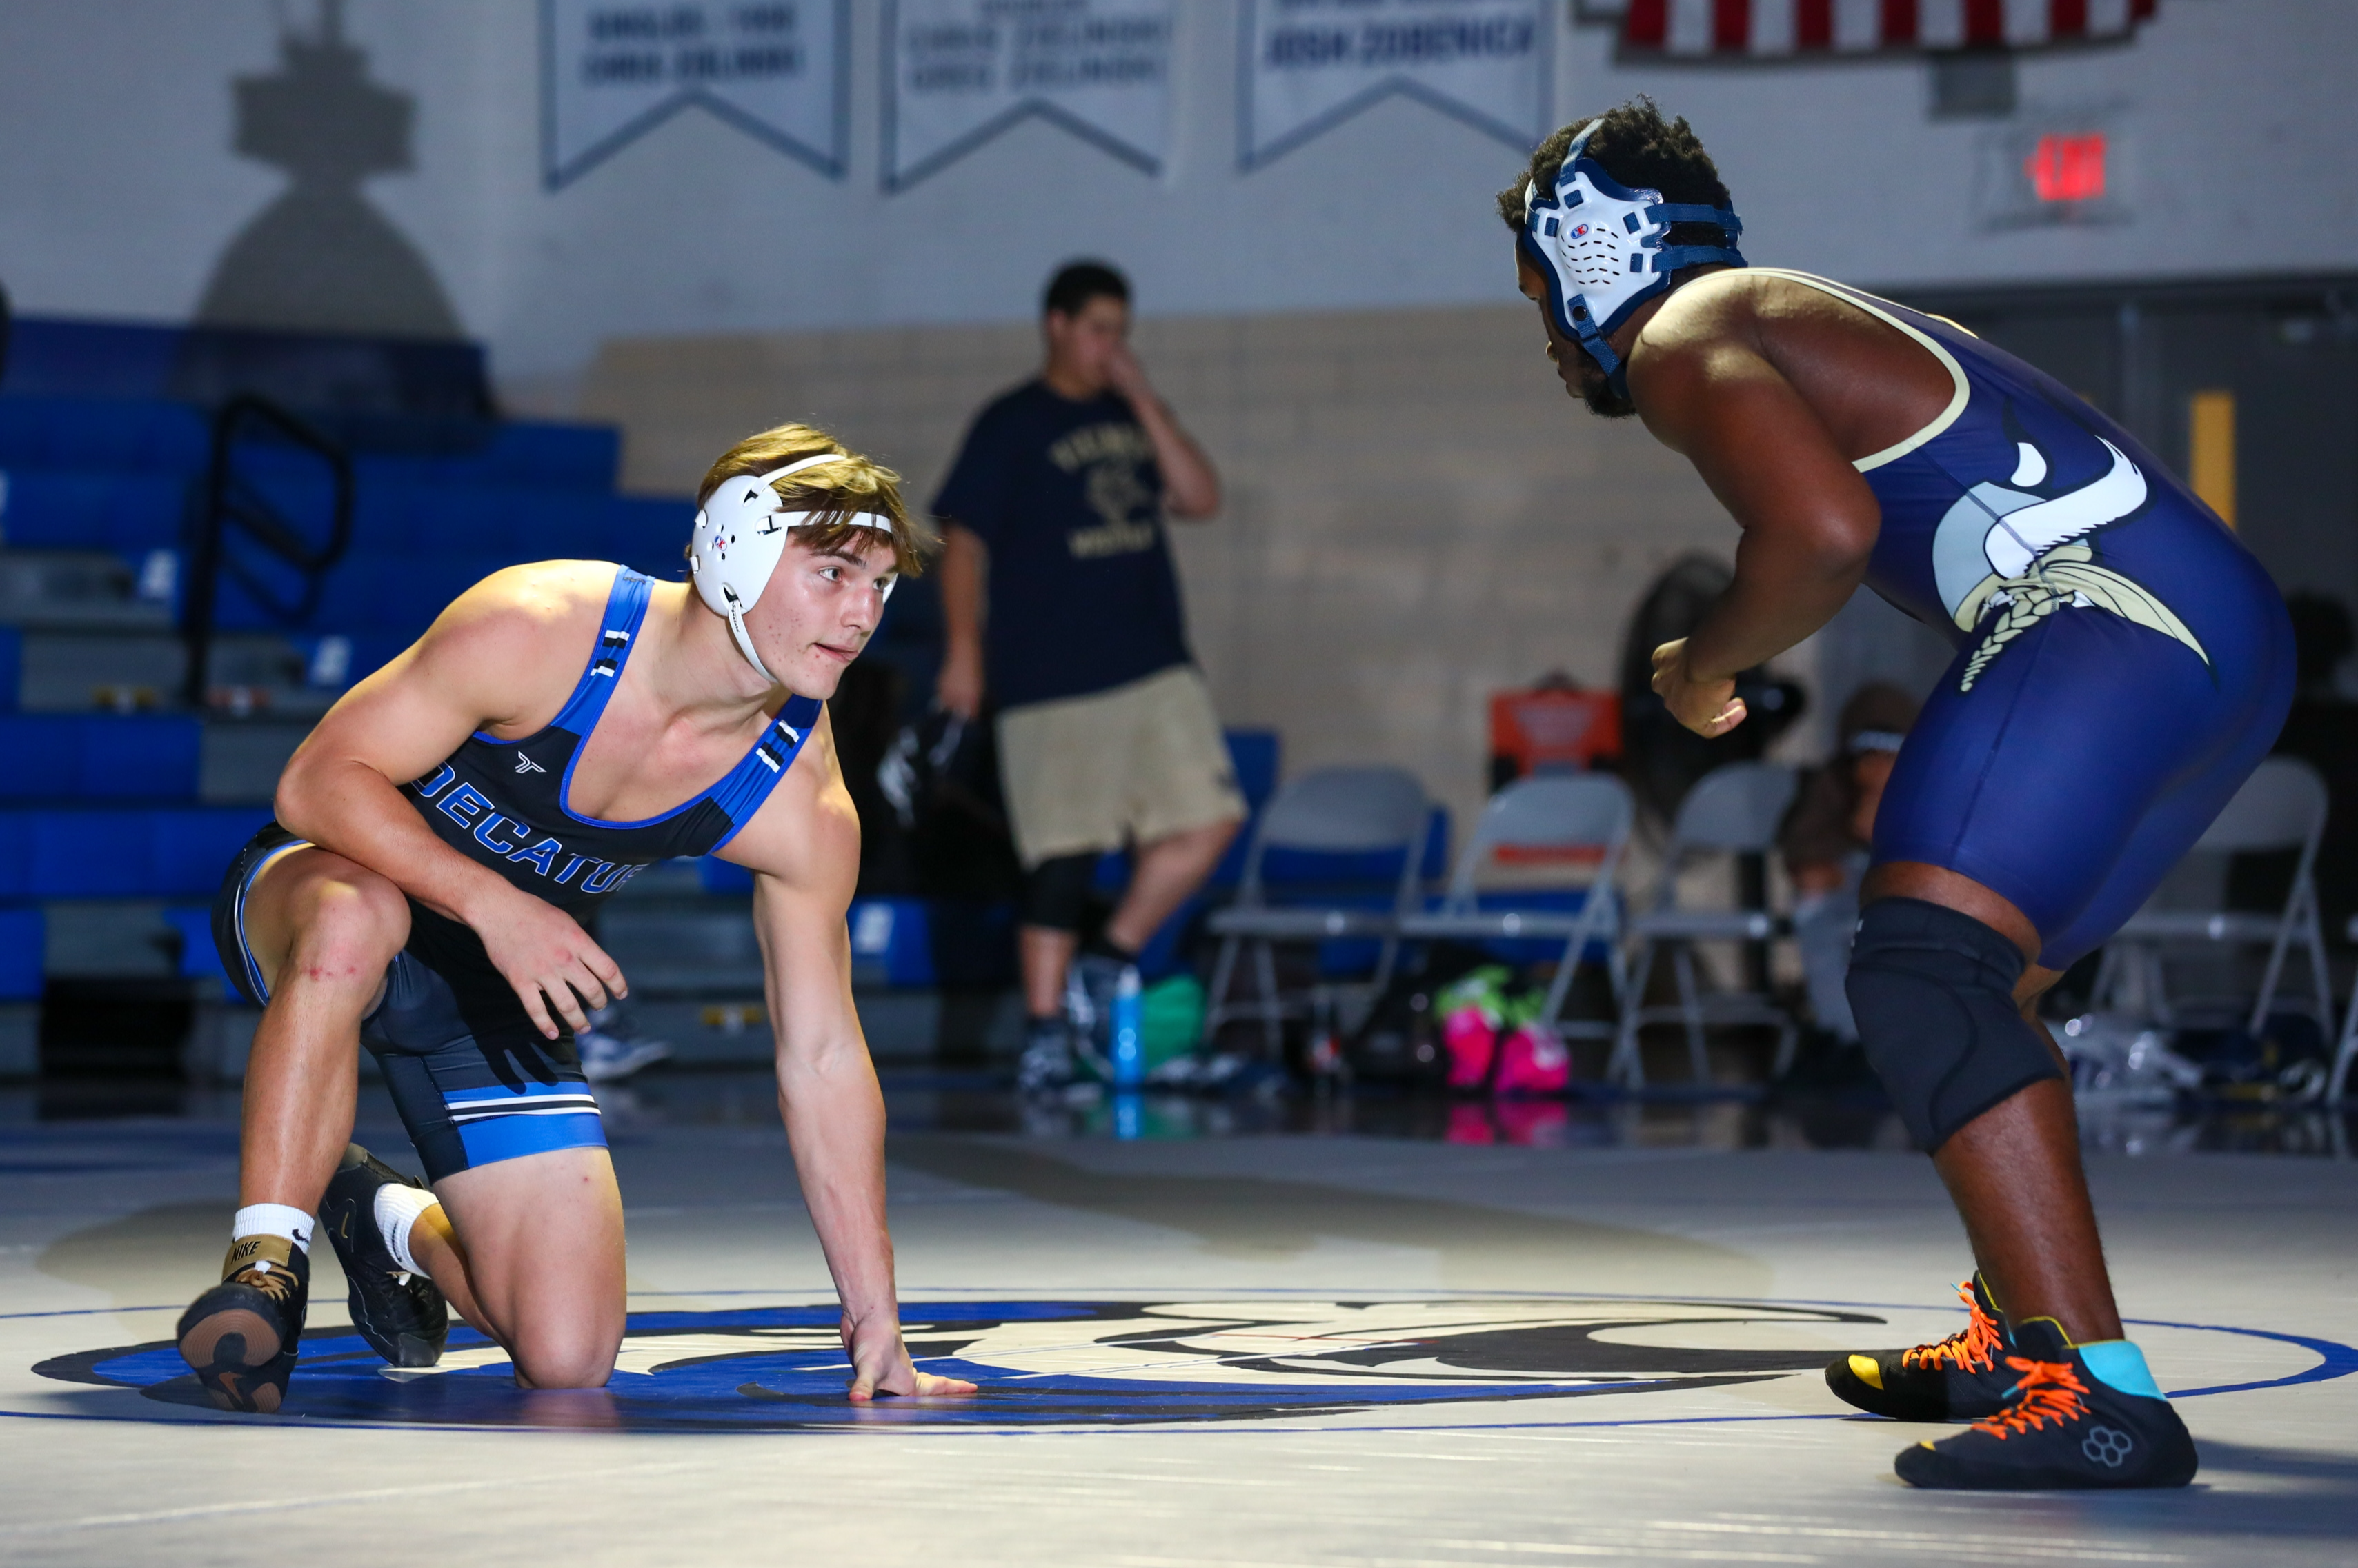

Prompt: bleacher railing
[{"left": 181, "top": 393, "right": 354, "bottom": 709}]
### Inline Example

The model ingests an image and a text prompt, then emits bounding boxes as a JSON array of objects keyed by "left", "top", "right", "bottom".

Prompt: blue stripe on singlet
[{"left": 446, "top": 1079, "right": 607, "bottom": 1169}]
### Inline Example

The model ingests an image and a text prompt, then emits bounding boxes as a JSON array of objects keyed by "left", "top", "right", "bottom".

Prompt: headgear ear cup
[
  {"left": 1518, "top": 121, "right": 1745, "bottom": 400},
  {"left": 689, "top": 452, "right": 901, "bottom": 682}
]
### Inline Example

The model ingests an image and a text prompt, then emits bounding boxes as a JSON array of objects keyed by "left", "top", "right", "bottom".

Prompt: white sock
[
  {"left": 373, "top": 1182, "right": 438, "bottom": 1276},
  {"left": 232, "top": 1203, "right": 314, "bottom": 1255}
]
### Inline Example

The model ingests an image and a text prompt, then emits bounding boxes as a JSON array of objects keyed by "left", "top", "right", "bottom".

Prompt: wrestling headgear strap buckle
[
  {"left": 689, "top": 451, "right": 898, "bottom": 683},
  {"left": 1518, "top": 119, "right": 1745, "bottom": 400}
]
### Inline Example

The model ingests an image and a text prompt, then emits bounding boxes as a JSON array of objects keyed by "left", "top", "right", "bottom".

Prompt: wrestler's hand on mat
[
  {"left": 473, "top": 888, "right": 628, "bottom": 1039},
  {"left": 842, "top": 1311, "right": 979, "bottom": 1402},
  {"left": 1651, "top": 638, "right": 1748, "bottom": 739}
]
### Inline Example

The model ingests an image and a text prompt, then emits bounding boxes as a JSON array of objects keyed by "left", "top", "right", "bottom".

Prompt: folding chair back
[
  {"left": 1664, "top": 761, "right": 1799, "bottom": 859},
  {"left": 2097, "top": 756, "right": 2332, "bottom": 1035},
  {"left": 1614, "top": 762, "right": 1799, "bottom": 1086},
  {"left": 2190, "top": 755, "right": 2326, "bottom": 856},
  {"left": 1236, "top": 766, "right": 1430, "bottom": 900},
  {"left": 1209, "top": 765, "right": 1430, "bottom": 1053},
  {"left": 1440, "top": 773, "right": 1633, "bottom": 911}
]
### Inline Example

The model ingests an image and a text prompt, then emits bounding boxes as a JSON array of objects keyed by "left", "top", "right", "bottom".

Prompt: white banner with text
[
  {"left": 884, "top": 0, "right": 1176, "bottom": 190},
  {"left": 1240, "top": 0, "right": 1551, "bottom": 170},
  {"left": 543, "top": 1, "right": 847, "bottom": 187}
]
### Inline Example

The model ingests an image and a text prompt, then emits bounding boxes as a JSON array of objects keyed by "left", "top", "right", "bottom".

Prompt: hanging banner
[
  {"left": 884, "top": 0, "right": 1175, "bottom": 192},
  {"left": 1240, "top": 0, "right": 1551, "bottom": 170},
  {"left": 542, "top": 1, "right": 849, "bottom": 188}
]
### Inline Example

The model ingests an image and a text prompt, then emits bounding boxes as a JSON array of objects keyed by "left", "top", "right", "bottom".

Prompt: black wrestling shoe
[
  {"left": 319, "top": 1144, "right": 448, "bottom": 1368},
  {"left": 1894, "top": 1317, "right": 2199, "bottom": 1490},
  {"left": 176, "top": 1234, "right": 309, "bottom": 1413},
  {"left": 1827, "top": 1273, "right": 2017, "bottom": 1421}
]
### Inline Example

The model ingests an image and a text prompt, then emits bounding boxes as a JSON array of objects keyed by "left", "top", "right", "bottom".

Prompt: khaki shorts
[{"left": 997, "top": 665, "right": 1247, "bottom": 866}]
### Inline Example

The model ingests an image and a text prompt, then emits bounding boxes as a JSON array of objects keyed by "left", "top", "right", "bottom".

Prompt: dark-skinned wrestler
[{"left": 1500, "top": 101, "right": 2291, "bottom": 1489}]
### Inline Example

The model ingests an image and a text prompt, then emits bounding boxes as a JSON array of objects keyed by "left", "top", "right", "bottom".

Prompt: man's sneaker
[
  {"left": 1894, "top": 1317, "right": 2199, "bottom": 1490},
  {"left": 578, "top": 1004, "right": 672, "bottom": 1082},
  {"left": 175, "top": 1234, "right": 309, "bottom": 1413},
  {"left": 1827, "top": 1273, "right": 2017, "bottom": 1421},
  {"left": 1017, "top": 1017, "right": 1078, "bottom": 1092},
  {"left": 318, "top": 1144, "right": 448, "bottom": 1368}
]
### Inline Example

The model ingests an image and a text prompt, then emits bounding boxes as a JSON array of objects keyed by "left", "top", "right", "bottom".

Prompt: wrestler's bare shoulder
[
  {"left": 417, "top": 561, "right": 620, "bottom": 668},
  {"left": 1638, "top": 268, "right": 1872, "bottom": 354}
]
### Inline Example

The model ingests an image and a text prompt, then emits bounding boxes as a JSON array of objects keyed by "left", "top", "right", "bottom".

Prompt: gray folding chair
[
  {"left": 1397, "top": 773, "right": 1634, "bottom": 1042},
  {"left": 1204, "top": 766, "right": 1429, "bottom": 1054},
  {"left": 2093, "top": 756, "right": 2332, "bottom": 1036},
  {"left": 1612, "top": 762, "right": 1800, "bottom": 1089}
]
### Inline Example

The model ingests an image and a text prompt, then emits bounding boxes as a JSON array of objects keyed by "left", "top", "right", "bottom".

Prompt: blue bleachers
[
  {"left": 0, "top": 806, "right": 273, "bottom": 899},
  {"left": 0, "top": 907, "right": 40, "bottom": 1000},
  {"left": 0, "top": 396, "right": 210, "bottom": 473},
  {"left": 0, "top": 715, "right": 202, "bottom": 800},
  {"left": 1, "top": 321, "right": 1368, "bottom": 1018}
]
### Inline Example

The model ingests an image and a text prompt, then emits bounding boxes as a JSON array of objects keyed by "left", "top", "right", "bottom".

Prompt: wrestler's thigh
[
  {"left": 1872, "top": 610, "right": 2230, "bottom": 957},
  {"left": 2034, "top": 691, "right": 2293, "bottom": 969},
  {"left": 435, "top": 1147, "right": 626, "bottom": 1387},
  {"left": 241, "top": 846, "right": 410, "bottom": 997}
]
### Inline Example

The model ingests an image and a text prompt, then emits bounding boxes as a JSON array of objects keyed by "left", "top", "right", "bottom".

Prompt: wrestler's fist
[
  {"left": 1651, "top": 639, "right": 1748, "bottom": 739},
  {"left": 842, "top": 1310, "right": 979, "bottom": 1402}
]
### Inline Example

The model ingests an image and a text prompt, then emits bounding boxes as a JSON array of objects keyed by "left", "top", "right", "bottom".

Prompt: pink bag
[
  {"left": 1441, "top": 1005, "right": 1500, "bottom": 1089},
  {"left": 1492, "top": 1024, "right": 1571, "bottom": 1095}
]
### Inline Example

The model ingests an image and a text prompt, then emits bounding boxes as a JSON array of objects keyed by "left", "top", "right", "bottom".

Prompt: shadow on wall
[{"left": 195, "top": 0, "right": 460, "bottom": 341}]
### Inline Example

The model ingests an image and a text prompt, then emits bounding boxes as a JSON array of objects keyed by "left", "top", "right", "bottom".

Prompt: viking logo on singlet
[{"left": 1930, "top": 401, "right": 2208, "bottom": 692}]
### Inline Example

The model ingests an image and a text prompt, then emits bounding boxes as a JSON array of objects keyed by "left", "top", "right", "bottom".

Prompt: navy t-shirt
[{"left": 931, "top": 380, "right": 1193, "bottom": 711}]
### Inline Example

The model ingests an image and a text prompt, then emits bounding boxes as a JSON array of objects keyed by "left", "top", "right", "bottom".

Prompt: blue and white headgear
[
  {"left": 690, "top": 451, "right": 898, "bottom": 683},
  {"left": 1518, "top": 119, "right": 1745, "bottom": 400}
]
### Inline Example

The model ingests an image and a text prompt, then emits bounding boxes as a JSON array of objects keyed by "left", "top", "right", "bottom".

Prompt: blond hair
[{"left": 695, "top": 423, "right": 935, "bottom": 578}]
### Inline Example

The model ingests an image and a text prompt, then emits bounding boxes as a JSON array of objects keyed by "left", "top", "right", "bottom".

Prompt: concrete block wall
[{"left": 582, "top": 302, "right": 1752, "bottom": 833}]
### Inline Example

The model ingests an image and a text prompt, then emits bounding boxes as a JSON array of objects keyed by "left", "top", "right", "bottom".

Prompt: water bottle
[{"left": 1111, "top": 964, "right": 1145, "bottom": 1088}]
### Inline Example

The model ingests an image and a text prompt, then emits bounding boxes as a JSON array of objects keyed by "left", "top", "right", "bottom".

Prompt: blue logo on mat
[{"left": 36, "top": 1297, "right": 1888, "bottom": 1431}]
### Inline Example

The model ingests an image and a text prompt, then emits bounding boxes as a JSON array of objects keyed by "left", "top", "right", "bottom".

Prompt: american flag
[{"left": 1576, "top": 0, "right": 2159, "bottom": 57}]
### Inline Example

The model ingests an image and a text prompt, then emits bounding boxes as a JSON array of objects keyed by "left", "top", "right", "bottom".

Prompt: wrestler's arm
[
  {"left": 721, "top": 711, "right": 978, "bottom": 1401},
  {"left": 272, "top": 561, "right": 627, "bottom": 1038},
  {"left": 1630, "top": 317, "right": 1882, "bottom": 736}
]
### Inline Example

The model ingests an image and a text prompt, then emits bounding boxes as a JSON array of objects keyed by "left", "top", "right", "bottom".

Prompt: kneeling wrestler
[{"left": 177, "top": 425, "right": 978, "bottom": 1410}]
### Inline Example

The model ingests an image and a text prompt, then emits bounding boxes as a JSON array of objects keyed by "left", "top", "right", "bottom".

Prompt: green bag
[
  {"left": 1076, "top": 973, "right": 1207, "bottom": 1082},
  {"left": 1138, "top": 974, "right": 1206, "bottom": 1070}
]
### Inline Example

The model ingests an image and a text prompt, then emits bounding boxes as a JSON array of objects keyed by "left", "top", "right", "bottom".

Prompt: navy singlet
[{"left": 1756, "top": 270, "right": 2295, "bottom": 967}]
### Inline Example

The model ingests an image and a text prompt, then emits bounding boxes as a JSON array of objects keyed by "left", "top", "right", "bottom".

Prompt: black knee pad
[
  {"left": 1845, "top": 897, "right": 2063, "bottom": 1153},
  {"left": 1023, "top": 852, "right": 1098, "bottom": 931}
]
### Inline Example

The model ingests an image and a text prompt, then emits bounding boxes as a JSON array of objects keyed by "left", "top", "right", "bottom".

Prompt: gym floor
[{"left": 3, "top": 1073, "right": 2353, "bottom": 1567}]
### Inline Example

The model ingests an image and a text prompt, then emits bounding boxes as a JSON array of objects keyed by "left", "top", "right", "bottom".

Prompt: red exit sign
[{"left": 2025, "top": 132, "right": 2108, "bottom": 203}]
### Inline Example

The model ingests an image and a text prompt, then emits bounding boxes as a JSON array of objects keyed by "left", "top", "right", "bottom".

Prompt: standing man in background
[{"left": 933, "top": 260, "right": 1243, "bottom": 1088}]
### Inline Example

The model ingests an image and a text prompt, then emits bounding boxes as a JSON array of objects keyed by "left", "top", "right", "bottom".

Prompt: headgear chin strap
[
  {"left": 689, "top": 452, "right": 899, "bottom": 683},
  {"left": 1519, "top": 119, "right": 1745, "bottom": 401}
]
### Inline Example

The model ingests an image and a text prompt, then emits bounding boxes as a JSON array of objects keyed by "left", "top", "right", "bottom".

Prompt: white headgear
[
  {"left": 1518, "top": 119, "right": 1745, "bottom": 400},
  {"left": 688, "top": 452, "right": 899, "bottom": 682}
]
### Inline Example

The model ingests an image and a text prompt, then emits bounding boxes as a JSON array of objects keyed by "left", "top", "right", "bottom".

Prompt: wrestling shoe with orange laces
[
  {"left": 1894, "top": 1316, "right": 2198, "bottom": 1489},
  {"left": 175, "top": 1234, "right": 309, "bottom": 1413},
  {"left": 1827, "top": 1273, "right": 2014, "bottom": 1421}
]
